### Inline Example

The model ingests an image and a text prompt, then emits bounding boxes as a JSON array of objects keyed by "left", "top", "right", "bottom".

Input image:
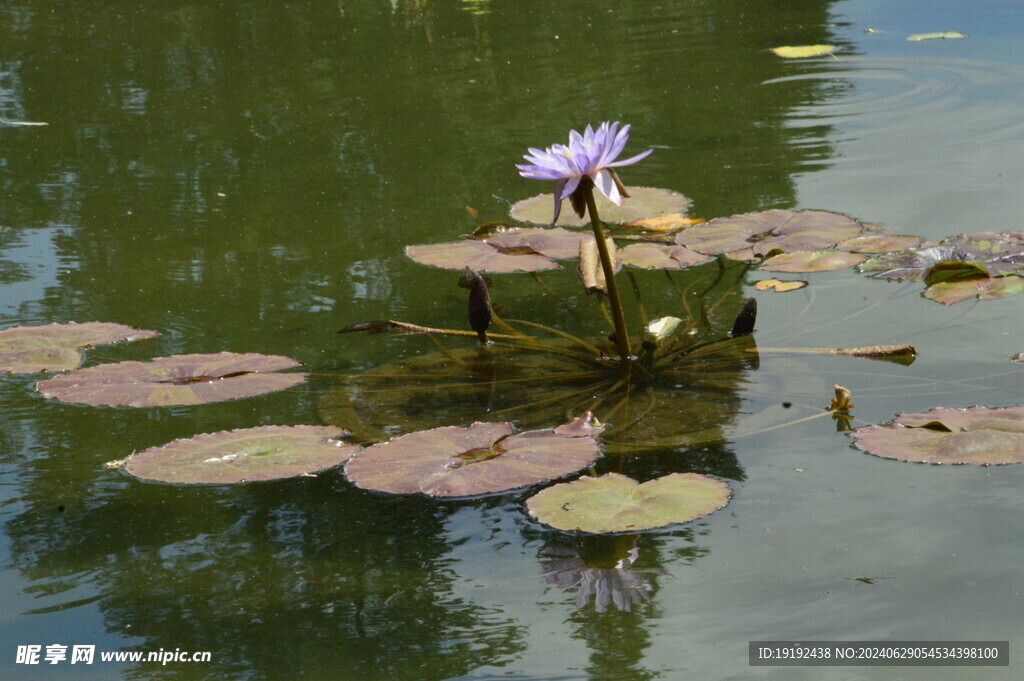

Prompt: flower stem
[{"left": 583, "top": 187, "right": 632, "bottom": 361}]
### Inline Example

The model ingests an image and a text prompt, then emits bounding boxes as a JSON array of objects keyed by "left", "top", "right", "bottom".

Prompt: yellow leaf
[
  {"left": 906, "top": 31, "right": 967, "bottom": 41},
  {"left": 770, "top": 44, "right": 837, "bottom": 59},
  {"left": 754, "top": 278, "right": 807, "bottom": 292},
  {"left": 626, "top": 213, "right": 705, "bottom": 233}
]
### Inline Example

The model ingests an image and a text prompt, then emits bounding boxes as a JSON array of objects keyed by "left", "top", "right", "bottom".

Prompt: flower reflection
[{"left": 541, "top": 544, "right": 670, "bottom": 613}]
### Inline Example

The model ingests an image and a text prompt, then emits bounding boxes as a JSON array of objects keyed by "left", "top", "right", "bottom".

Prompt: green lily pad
[
  {"left": 675, "top": 209, "right": 864, "bottom": 257},
  {"left": 618, "top": 243, "right": 711, "bottom": 270},
  {"left": 344, "top": 416, "right": 603, "bottom": 498},
  {"left": 860, "top": 231, "right": 1024, "bottom": 282},
  {"left": 510, "top": 187, "right": 690, "bottom": 227},
  {"left": 0, "top": 321, "right": 159, "bottom": 373},
  {"left": 923, "top": 274, "right": 1024, "bottom": 305},
  {"left": 119, "top": 425, "right": 358, "bottom": 484},
  {"left": 37, "top": 352, "right": 306, "bottom": 407},
  {"left": 759, "top": 250, "right": 867, "bottom": 273},
  {"left": 405, "top": 239, "right": 559, "bottom": 273},
  {"left": 526, "top": 472, "right": 731, "bottom": 534},
  {"left": 850, "top": 406, "right": 1024, "bottom": 464}
]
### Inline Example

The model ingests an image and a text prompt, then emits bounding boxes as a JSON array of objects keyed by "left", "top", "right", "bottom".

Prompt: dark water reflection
[{"left": 3, "top": 1, "right": 1024, "bottom": 680}]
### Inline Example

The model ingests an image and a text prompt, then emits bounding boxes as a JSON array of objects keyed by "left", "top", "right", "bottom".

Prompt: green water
[{"left": 2, "top": 1, "right": 1023, "bottom": 679}]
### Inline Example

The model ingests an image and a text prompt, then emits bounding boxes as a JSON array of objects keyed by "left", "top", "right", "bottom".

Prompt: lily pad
[
  {"left": 837, "top": 234, "right": 925, "bottom": 254},
  {"left": 36, "top": 352, "right": 306, "bottom": 407},
  {"left": 344, "top": 416, "right": 603, "bottom": 498},
  {"left": 675, "top": 209, "right": 864, "bottom": 257},
  {"left": 510, "top": 187, "right": 690, "bottom": 227},
  {"left": 754, "top": 278, "right": 808, "bottom": 292},
  {"left": 770, "top": 44, "right": 837, "bottom": 58},
  {"left": 0, "top": 321, "right": 159, "bottom": 374},
  {"left": 526, "top": 472, "right": 731, "bottom": 534},
  {"left": 405, "top": 239, "right": 558, "bottom": 273},
  {"left": 922, "top": 274, "right": 1024, "bottom": 305},
  {"left": 759, "top": 250, "right": 867, "bottom": 273},
  {"left": 907, "top": 31, "right": 967, "bottom": 41},
  {"left": 859, "top": 231, "right": 1024, "bottom": 282},
  {"left": 119, "top": 425, "right": 358, "bottom": 484},
  {"left": 618, "top": 243, "right": 711, "bottom": 270},
  {"left": 485, "top": 227, "right": 589, "bottom": 261},
  {"left": 851, "top": 406, "right": 1024, "bottom": 465},
  {"left": 626, "top": 213, "right": 704, "bottom": 233}
]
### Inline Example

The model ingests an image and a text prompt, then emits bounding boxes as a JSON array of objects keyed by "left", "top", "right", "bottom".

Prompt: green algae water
[{"left": 2, "top": 1, "right": 1023, "bottom": 679}]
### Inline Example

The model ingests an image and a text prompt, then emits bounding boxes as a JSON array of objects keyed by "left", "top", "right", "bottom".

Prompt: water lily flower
[{"left": 517, "top": 121, "right": 653, "bottom": 223}]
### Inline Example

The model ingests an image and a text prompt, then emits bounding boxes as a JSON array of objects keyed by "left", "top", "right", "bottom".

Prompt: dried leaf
[{"left": 770, "top": 45, "right": 837, "bottom": 58}]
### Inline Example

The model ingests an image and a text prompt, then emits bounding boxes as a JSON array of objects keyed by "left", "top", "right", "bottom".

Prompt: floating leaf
[
  {"left": 837, "top": 234, "right": 925, "bottom": 253},
  {"left": 486, "top": 227, "right": 589, "bottom": 260},
  {"left": 0, "top": 321, "right": 159, "bottom": 374},
  {"left": 923, "top": 274, "right": 1024, "bottom": 305},
  {"left": 906, "top": 32, "right": 967, "bottom": 41},
  {"left": 923, "top": 261, "right": 991, "bottom": 286},
  {"left": 405, "top": 240, "right": 558, "bottom": 273},
  {"left": 618, "top": 243, "right": 710, "bottom": 270},
  {"left": 344, "top": 417, "right": 602, "bottom": 498},
  {"left": 644, "top": 316, "right": 684, "bottom": 345},
  {"left": 626, "top": 213, "right": 704, "bottom": 233},
  {"left": 770, "top": 44, "right": 837, "bottom": 58},
  {"left": 851, "top": 406, "right": 1024, "bottom": 465},
  {"left": 860, "top": 231, "right": 1024, "bottom": 281},
  {"left": 510, "top": 187, "right": 690, "bottom": 227},
  {"left": 117, "top": 425, "right": 358, "bottom": 484},
  {"left": 36, "top": 352, "right": 305, "bottom": 407},
  {"left": 676, "top": 209, "right": 863, "bottom": 257},
  {"left": 526, "top": 472, "right": 731, "bottom": 534},
  {"left": 754, "top": 278, "right": 807, "bottom": 292},
  {"left": 759, "top": 250, "right": 866, "bottom": 273},
  {"left": 0, "top": 118, "right": 49, "bottom": 127}
]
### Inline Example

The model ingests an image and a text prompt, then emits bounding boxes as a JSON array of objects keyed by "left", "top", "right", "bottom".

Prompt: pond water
[{"left": 1, "top": 1, "right": 1022, "bottom": 679}]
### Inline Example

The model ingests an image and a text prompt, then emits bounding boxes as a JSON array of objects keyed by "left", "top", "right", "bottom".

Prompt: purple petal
[
  {"left": 560, "top": 175, "right": 582, "bottom": 199},
  {"left": 592, "top": 169, "right": 622, "bottom": 205},
  {"left": 607, "top": 147, "right": 653, "bottom": 168},
  {"left": 552, "top": 181, "right": 566, "bottom": 224}
]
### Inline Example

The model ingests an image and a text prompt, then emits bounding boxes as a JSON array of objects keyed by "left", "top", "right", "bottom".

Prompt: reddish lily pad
[
  {"left": 36, "top": 352, "right": 305, "bottom": 407},
  {"left": 923, "top": 274, "right": 1024, "bottom": 305},
  {"left": 485, "top": 227, "right": 589, "bottom": 261},
  {"left": 675, "top": 209, "right": 864, "bottom": 257},
  {"left": 837, "top": 234, "right": 925, "bottom": 254},
  {"left": 0, "top": 321, "right": 159, "bottom": 373},
  {"left": 120, "top": 425, "right": 358, "bottom": 484},
  {"left": 405, "top": 240, "right": 558, "bottom": 273},
  {"left": 510, "top": 187, "right": 690, "bottom": 227},
  {"left": 618, "top": 243, "right": 711, "bottom": 270},
  {"left": 851, "top": 406, "right": 1024, "bottom": 465},
  {"left": 759, "top": 250, "right": 867, "bottom": 273},
  {"left": 526, "top": 472, "right": 731, "bottom": 534},
  {"left": 344, "top": 416, "right": 603, "bottom": 498}
]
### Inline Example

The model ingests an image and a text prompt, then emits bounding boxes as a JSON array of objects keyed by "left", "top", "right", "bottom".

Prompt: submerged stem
[{"left": 583, "top": 187, "right": 632, "bottom": 361}]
